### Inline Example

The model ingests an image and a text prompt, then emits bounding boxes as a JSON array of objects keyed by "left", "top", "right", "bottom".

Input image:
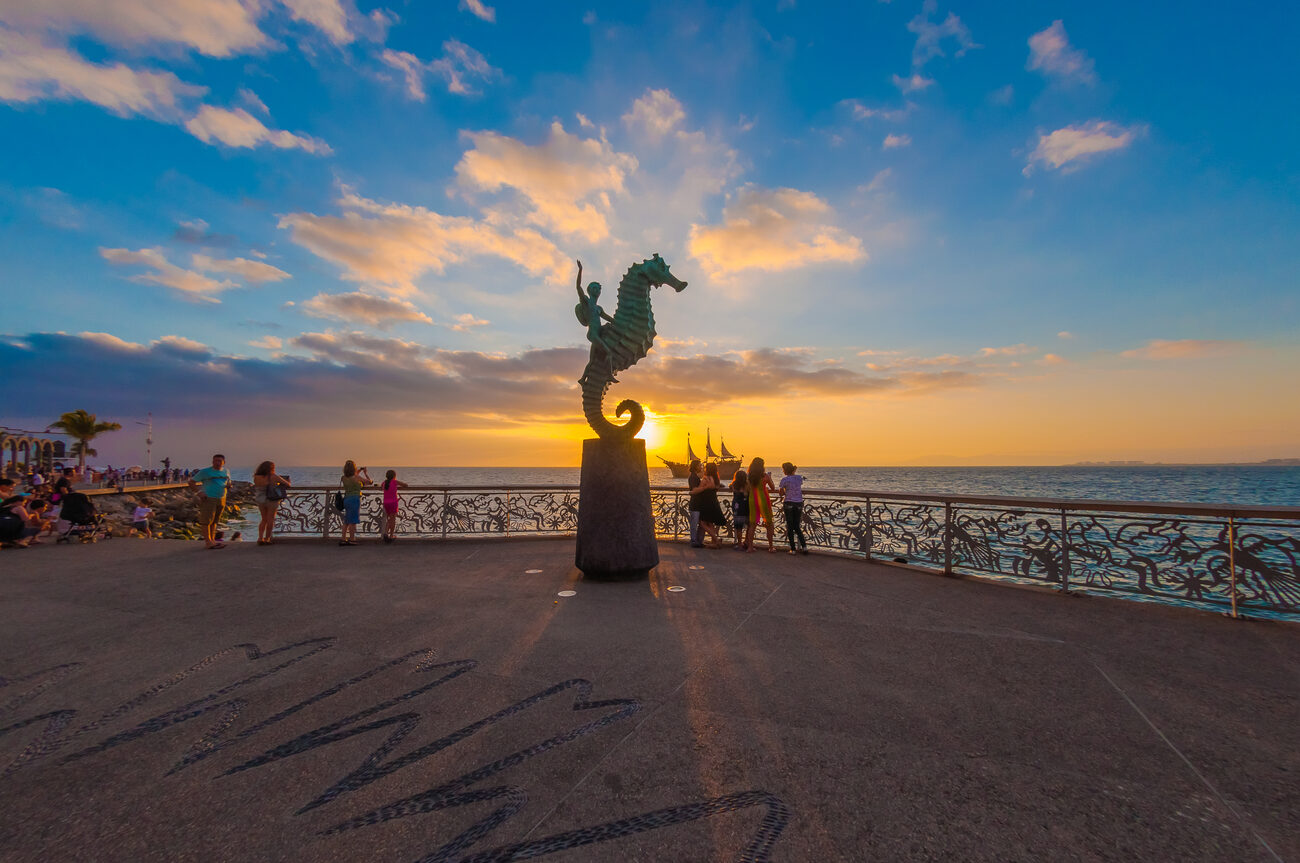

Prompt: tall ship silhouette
[{"left": 657, "top": 428, "right": 743, "bottom": 479}]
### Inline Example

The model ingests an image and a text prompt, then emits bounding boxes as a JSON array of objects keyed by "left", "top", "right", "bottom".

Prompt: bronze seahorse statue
[{"left": 574, "top": 255, "right": 687, "bottom": 439}]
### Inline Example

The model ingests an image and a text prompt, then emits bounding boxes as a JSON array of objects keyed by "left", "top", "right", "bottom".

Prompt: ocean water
[{"left": 235, "top": 465, "right": 1300, "bottom": 507}]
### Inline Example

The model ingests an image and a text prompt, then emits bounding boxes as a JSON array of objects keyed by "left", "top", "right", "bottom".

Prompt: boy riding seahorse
[
  {"left": 575, "top": 264, "right": 618, "bottom": 386},
  {"left": 574, "top": 256, "right": 687, "bottom": 439}
]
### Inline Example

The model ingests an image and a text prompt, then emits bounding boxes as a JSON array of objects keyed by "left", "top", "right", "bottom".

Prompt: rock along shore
[{"left": 87, "top": 481, "right": 256, "bottom": 539}]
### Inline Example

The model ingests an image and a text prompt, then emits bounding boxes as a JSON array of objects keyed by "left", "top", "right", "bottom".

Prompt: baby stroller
[{"left": 57, "top": 493, "right": 113, "bottom": 543}]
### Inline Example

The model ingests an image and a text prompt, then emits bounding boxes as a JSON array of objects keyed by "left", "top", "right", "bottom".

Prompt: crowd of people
[
  {"left": 5, "top": 464, "right": 195, "bottom": 489},
  {"left": 687, "top": 457, "right": 808, "bottom": 554},
  {"left": 0, "top": 468, "right": 85, "bottom": 546},
  {"left": 188, "top": 456, "right": 408, "bottom": 549},
  {"left": 4, "top": 454, "right": 813, "bottom": 554}
]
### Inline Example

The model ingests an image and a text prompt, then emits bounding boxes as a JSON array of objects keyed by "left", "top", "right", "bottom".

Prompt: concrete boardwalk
[{"left": 1, "top": 539, "right": 1296, "bottom": 862}]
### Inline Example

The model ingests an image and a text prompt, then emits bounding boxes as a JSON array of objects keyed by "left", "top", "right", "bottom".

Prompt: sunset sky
[{"left": 2, "top": 0, "right": 1297, "bottom": 468}]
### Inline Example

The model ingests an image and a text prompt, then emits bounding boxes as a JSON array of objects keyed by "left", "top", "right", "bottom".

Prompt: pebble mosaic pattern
[{"left": 0, "top": 638, "right": 790, "bottom": 861}]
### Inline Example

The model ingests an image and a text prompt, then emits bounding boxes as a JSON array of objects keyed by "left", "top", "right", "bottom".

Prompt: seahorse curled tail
[{"left": 581, "top": 372, "right": 644, "bottom": 439}]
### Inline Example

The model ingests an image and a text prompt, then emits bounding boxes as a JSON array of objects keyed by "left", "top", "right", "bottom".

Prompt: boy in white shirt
[
  {"left": 131, "top": 500, "right": 154, "bottom": 538},
  {"left": 778, "top": 462, "right": 808, "bottom": 555}
]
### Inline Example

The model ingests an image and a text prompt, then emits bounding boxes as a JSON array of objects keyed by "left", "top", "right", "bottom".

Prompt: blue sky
[{"left": 2, "top": 0, "right": 1297, "bottom": 466}]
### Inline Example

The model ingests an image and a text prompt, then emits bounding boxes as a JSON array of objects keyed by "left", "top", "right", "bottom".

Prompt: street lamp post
[{"left": 136, "top": 413, "right": 153, "bottom": 477}]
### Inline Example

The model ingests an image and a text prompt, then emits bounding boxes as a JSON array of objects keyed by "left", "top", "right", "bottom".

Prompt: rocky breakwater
[{"left": 92, "top": 482, "right": 256, "bottom": 539}]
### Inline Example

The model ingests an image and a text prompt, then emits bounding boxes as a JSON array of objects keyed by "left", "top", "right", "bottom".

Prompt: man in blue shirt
[{"left": 188, "top": 454, "right": 230, "bottom": 549}]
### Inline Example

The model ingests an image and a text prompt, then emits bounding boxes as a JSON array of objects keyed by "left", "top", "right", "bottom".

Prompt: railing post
[
  {"left": 675, "top": 491, "right": 682, "bottom": 540},
  {"left": 441, "top": 490, "right": 449, "bottom": 540},
  {"left": 1059, "top": 508, "right": 1071, "bottom": 593},
  {"left": 1228, "top": 516, "right": 1238, "bottom": 619},
  {"left": 864, "top": 496, "right": 873, "bottom": 560},
  {"left": 943, "top": 501, "right": 953, "bottom": 574},
  {"left": 320, "top": 491, "right": 331, "bottom": 539},
  {"left": 505, "top": 490, "right": 511, "bottom": 538}
]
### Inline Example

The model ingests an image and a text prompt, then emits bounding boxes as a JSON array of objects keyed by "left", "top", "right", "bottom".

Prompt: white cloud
[
  {"left": 843, "top": 100, "right": 911, "bottom": 122},
  {"left": 249, "top": 335, "right": 283, "bottom": 350},
  {"left": 379, "top": 50, "right": 427, "bottom": 100},
  {"left": 0, "top": 0, "right": 268, "bottom": 57},
  {"left": 280, "top": 0, "right": 353, "bottom": 45},
  {"left": 688, "top": 184, "right": 866, "bottom": 280},
  {"left": 301, "top": 291, "right": 434, "bottom": 328},
  {"left": 0, "top": 28, "right": 329, "bottom": 157},
  {"left": 154, "top": 334, "right": 210, "bottom": 354},
  {"left": 449, "top": 313, "right": 489, "bottom": 332},
  {"left": 1120, "top": 339, "right": 1240, "bottom": 360},
  {"left": 191, "top": 254, "right": 290, "bottom": 283},
  {"left": 1057, "top": 330, "right": 1074, "bottom": 339},
  {"left": 77, "top": 331, "right": 146, "bottom": 352},
  {"left": 1027, "top": 20, "right": 1096, "bottom": 85},
  {"left": 988, "top": 84, "right": 1014, "bottom": 106},
  {"left": 380, "top": 39, "right": 500, "bottom": 99},
  {"left": 0, "top": 28, "right": 205, "bottom": 118},
  {"left": 857, "top": 168, "right": 892, "bottom": 195},
  {"left": 455, "top": 120, "right": 637, "bottom": 242},
  {"left": 279, "top": 187, "right": 570, "bottom": 294},
  {"left": 979, "top": 343, "right": 1035, "bottom": 357},
  {"left": 459, "top": 0, "right": 496, "bottom": 23},
  {"left": 622, "top": 88, "right": 686, "bottom": 138},
  {"left": 1040, "top": 353, "right": 1067, "bottom": 366},
  {"left": 184, "top": 105, "right": 332, "bottom": 154},
  {"left": 882, "top": 133, "right": 911, "bottom": 149},
  {"left": 22, "top": 186, "right": 83, "bottom": 229},
  {"left": 891, "top": 73, "right": 934, "bottom": 93},
  {"left": 100, "top": 247, "right": 234, "bottom": 302},
  {"left": 1024, "top": 120, "right": 1143, "bottom": 175},
  {"left": 907, "top": 4, "right": 977, "bottom": 68},
  {"left": 237, "top": 87, "right": 269, "bottom": 115},
  {"left": 431, "top": 39, "right": 499, "bottom": 96}
]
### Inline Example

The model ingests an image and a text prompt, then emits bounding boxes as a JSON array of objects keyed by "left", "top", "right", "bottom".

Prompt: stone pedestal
[{"left": 575, "top": 437, "right": 658, "bottom": 580}]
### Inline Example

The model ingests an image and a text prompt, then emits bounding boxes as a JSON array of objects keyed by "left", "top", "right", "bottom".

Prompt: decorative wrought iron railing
[{"left": 270, "top": 486, "right": 1300, "bottom": 621}]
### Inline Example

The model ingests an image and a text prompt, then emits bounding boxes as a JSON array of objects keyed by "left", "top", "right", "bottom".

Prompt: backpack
[{"left": 0, "top": 509, "right": 24, "bottom": 542}]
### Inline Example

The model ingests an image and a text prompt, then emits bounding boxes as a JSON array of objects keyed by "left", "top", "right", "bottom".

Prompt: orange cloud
[
  {"left": 2, "top": 0, "right": 268, "bottom": 57},
  {"left": 1120, "top": 339, "right": 1241, "bottom": 360},
  {"left": 184, "top": 105, "right": 331, "bottom": 154},
  {"left": 455, "top": 121, "right": 636, "bottom": 242},
  {"left": 279, "top": 188, "right": 570, "bottom": 294},
  {"left": 100, "top": 247, "right": 233, "bottom": 302},
  {"left": 0, "top": 29, "right": 205, "bottom": 118},
  {"left": 688, "top": 184, "right": 866, "bottom": 279},
  {"left": 301, "top": 292, "right": 433, "bottom": 328}
]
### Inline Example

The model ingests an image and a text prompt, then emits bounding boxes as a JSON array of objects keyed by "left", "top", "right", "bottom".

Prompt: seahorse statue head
[{"left": 640, "top": 253, "right": 688, "bottom": 293}]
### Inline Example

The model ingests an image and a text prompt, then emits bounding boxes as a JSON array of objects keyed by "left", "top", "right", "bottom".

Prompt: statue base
[{"left": 575, "top": 437, "right": 658, "bottom": 580}]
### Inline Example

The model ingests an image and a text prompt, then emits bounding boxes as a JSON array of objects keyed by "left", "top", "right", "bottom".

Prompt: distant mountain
[{"left": 1068, "top": 458, "right": 1300, "bottom": 466}]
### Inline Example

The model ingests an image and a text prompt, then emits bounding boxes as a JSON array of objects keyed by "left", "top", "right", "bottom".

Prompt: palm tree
[{"left": 50, "top": 410, "right": 122, "bottom": 474}]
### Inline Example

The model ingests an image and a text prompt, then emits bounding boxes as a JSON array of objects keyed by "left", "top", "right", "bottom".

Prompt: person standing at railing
[
  {"left": 338, "top": 460, "right": 371, "bottom": 546},
  {"left": 252, "top": 460, "right": 291, "bottom": 546},
  {"left": 697, "top": 463, "right": 727, "bottom": 547},
  {"left": 380, "top": 469, "right": 408, "bottom": 544},
  {"left": 745, "top": 457, "right": 778, "bottom": 553},
  {"left": 779, "top": 462, "right": 808, "bottom": 555},
  {"left": 189, "top": 454, "right": 231, "bottom": 550},
  {"left": 687, "top": 459, "right": 706, "bottom": 547},
  {"left": 730, "top": 470, "right": 749, "bottom": 549}
]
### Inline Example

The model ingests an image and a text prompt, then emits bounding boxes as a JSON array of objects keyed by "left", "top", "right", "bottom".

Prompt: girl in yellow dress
[{"left": 745, "top": 457, "right": 778, "bottom": 553}]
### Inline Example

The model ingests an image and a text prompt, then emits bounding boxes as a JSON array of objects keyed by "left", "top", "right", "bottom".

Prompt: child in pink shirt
[{"left": 381, "top": 470, "right": 408, "bottom": 543}]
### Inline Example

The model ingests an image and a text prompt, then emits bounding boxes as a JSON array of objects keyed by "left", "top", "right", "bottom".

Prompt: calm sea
[{"left": 235, "top": 465, "right": 1300, "bottom": 507}]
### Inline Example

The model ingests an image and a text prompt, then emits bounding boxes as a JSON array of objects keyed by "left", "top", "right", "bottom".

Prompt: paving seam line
[
  {"left": 809, "top": 576, "right": 1063, "bottom": 645},
  {"left": 1089, "top": 658, "right": 1283, "bottom": 863},
  {"left": 516, "top": 581, "right": 788, "bottom": 842}
]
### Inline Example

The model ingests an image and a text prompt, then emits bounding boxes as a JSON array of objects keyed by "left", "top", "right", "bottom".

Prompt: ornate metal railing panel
[{"left": 269, "top": 487, "right": 1299, "bottom": 620}]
